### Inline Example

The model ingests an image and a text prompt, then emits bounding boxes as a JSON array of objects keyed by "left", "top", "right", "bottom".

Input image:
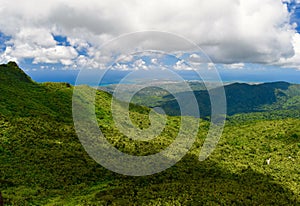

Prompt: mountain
[
  {"left": 0, "top": 62, "right": 33, "bottom": 83},
  {"left": 104, "top": 80, "right": 300, "bottom": 118},
  {"left": 0, "top": 61, "right": 73, "bottom": 120},
  {"left": 223, "top": 81, "right": 300, "bottom": 115},
  {"left": 0, "top": 62, "right": 299, "bottom": 205}
]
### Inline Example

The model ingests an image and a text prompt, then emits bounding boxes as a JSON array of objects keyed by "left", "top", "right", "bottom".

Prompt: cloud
[
  {"left": 32, "top": 46, "right": 78, "bottom": 65},
  {"left": 67, "top": 37, "right": 90, "bottom": 51},
  {"left": 0, "top": 46, "right": 18, "bottom": 63},
  {"left": 15, "top": 28, "right": 56, "bottom": 48},
  {"left": 0, "top": 0, "right": 299, "bottom": 69},
  {"left": 113, "top": 63, "right": 130, "bottom": 71},
  {"left": 277, "top": 33, "right": 300, "bottom": 69},
  {"left": 189, "top": 54, "right": 202, "bottom": 63},
  {"left": 224, "top": 63, "right": 245, "bottom": 70},
  {"left": 133, "top": 59, "right": 148, "bottom": 70},
  {"left": 116, "top": 54, "right": 134, "bottom": 63},
  {"left": 151, "top": 58, "right": 158, "bottom": 64},
  {"left": 173, "top": 60, "right": 193, "bottom": 70}
]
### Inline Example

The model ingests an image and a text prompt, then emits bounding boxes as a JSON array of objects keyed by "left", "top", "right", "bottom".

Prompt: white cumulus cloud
[
  {"left": 0, "top": 0, "right": 298, "bottom": 69},
  {"left": 224, "top": 63, "right": 245, "bottom": 70}
]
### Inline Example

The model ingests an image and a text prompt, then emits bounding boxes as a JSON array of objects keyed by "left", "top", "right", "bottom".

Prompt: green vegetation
[
  {"left": 0, "top": 62, "right": 299, "bottom": 205},
  {"left": 103, "top": 80, "right": 300, "bottom": 119}
]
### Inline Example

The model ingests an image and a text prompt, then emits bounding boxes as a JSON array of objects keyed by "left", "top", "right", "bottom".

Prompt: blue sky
[
  {"left": 285, "top": 0, "right": 300, "bottom": 32},
  {"left": 0, "top": 0, "right": 300, "bottom": 85}
]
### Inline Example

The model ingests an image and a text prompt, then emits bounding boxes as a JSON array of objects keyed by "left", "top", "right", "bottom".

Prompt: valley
[{"left": 0, "top": 62, "right": 299, "bottom": 205}]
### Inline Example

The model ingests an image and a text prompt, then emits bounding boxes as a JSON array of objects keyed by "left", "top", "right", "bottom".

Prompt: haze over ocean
[{"left": 26, "top": 67, "right": 300, "bottom": 86}]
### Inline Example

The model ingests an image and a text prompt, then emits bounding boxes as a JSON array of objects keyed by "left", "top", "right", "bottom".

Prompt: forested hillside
[
  {"left": 101, "top": 80, "right": 300, "bottom": 118},
  {"left": 0, "top": 62, "right": 299, "bottom": 205}
]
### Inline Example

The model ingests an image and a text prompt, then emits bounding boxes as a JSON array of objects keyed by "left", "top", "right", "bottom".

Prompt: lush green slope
[
  {"left": 0, "top": 62, "right": 73, "bottom": 121},
  {"left": 103, "top": 80, "right": 300, "bottom": 118},
  {"left": 0, "top": 62, "right": 299, "bottom": 205}
]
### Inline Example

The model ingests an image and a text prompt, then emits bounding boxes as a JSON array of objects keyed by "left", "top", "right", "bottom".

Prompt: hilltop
[{"left": 100, "top": 80, "right": 300, "bottom": 118}]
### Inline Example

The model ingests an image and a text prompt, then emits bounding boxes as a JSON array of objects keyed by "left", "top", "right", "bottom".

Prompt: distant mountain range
[
  {"left": 1, "top": 61, "right": 300, "bottom": 120},
  {"left": 100, "top": 80, "right": 300, "bottom": 118}
]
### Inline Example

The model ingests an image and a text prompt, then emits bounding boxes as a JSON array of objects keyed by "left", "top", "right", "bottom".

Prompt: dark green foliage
[
  {"left": 0, "top": 63, "right": 299, "bottom": 205},
  {"left": 0, "top": 63, "right": 73, "bottom": 122},
  {"left": 107, "top": 81, "right": 300, "bottom": 118},
  {"left": 224, "top": 82, "right": 290, "bottom": 115},
  {"left": 0, "top": 62, "right": 33, "bottom": 83}
]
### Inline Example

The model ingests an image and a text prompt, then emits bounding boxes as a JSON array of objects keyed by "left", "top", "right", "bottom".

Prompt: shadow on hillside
[
  {"left": 94, "top": 153, "right": 298, "bottom": 205},
  {"left": 159, "top": 82, "right": 292, "bottom": 117}
]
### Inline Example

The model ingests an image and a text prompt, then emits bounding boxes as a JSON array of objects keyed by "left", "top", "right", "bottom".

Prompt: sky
[{"left": 0, "top": 0, "right": 300, "bottom": 84}]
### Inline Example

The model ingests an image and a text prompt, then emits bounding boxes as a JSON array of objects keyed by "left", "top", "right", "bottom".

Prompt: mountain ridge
[
  {"left": 0, "top": 61, "right": 33, "bottom": 84},
  {"left": 1, "top": 62, "right": 300, "bottom": 118},
  {"left": 0, "top": 62, "right": 299, "bottom": 204},
  {"left": 124, "top": 80, "right": 300, "bottom": 117}
]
